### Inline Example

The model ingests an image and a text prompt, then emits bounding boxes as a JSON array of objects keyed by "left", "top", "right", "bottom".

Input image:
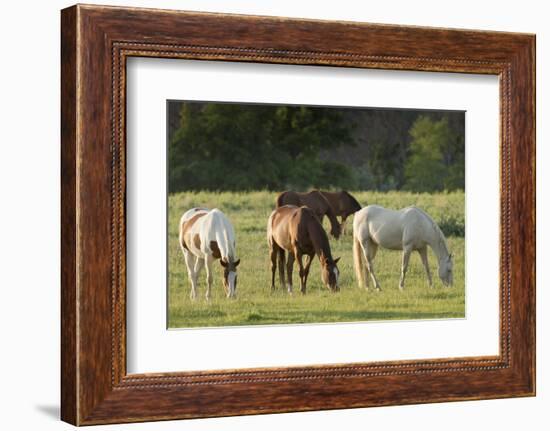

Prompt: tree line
[{"left": 168, "top": 101, "right": 465, "bottom": 193}]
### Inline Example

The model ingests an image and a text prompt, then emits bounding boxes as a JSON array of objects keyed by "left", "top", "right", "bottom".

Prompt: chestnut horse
[
  {"left": 320, "top": 190, "right": 362, "bottom": 233},
  {"left": 267, "top": 205, "right": 340, "bottom": 294},
  {"left": 275, "top": 190, "right": 341, "bottom": 239}
]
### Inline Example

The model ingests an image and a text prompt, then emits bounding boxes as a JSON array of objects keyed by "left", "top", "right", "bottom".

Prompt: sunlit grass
[{"left": 167, "top": 190, "right": 465, "bottom": 328}]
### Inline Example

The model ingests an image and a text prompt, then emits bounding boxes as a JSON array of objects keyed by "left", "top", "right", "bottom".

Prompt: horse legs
[
  {"left": 269, "top": 242, "right": 279, "bottom": 291},
  {"left": 286, "top": 253, "right": 295, "bottom": 294},
  {"left": 418, "top": 246, "right": 434, "bottom": 288},
  {"left": 194, "top": 256, "right": 205, "bottom": 293},
  {"left": 275, "top": 248, "right": 285, "bottom": 289},
  {"left": 303, "top": 254, "right": 313, "bottom": 292},
  {"left": 204, "top": 255, "right": 215, "bottom": 301},
  {"left": 363, "top": 240, "right": 381, "bottom": 291},
  {"left": 182, "top": 249, "right": 199, "bottom": 300},
  {"left": 340, "top": 215, "right": 348, "bottom": 236},
  {"left": 295, "top": 250, "right": 307, "bottom": 294},
  {"left": 399, "top": 247, "right": 413, "bottom": 291}
]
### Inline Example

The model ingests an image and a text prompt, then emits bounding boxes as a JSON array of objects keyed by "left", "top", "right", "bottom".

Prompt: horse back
[
  {"left": 276, "top": 190, "right": 328, "bottom": 217},
  {"left": 353, "top": 205, "right": 403, "bottom": 249},
  {"left": 299, "top": 190, "right": 332, "bottom": 219},
  {"left": 291, "top": 206, "right": 330, "bottom": 255},
  {"left": 269, "top": 205, "right": 298, "bottom": 251},
  {"left": 180, "top": 211, "right": 207, "bottom": 251},
  {"left": 321, "top": 191, "right": 362, "bottom": 216},
  {"left": 319, "top": 191, "right": 340, "bottom": 212},
  {"left": 202, "top": 209, "right": 236, "bottom": 257},
  {"left": 276, "top": 191, "right": 301, "bottom": 208}
]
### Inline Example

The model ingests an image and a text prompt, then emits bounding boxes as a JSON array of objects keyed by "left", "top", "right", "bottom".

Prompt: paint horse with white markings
[
  {"left": 268, "top": 205, "right": 340, "bottom": 294},
  {"left": 353, "top": 205, "right": 453, "bottom": 291},
  {"left": 179, "top": 208, "right": 240, "bottom": 300}
]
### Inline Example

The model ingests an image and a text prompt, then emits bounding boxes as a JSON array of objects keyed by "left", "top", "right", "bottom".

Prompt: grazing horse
[
  {"left": 267, "top": 205, "right": 340, "bottom": 294},
  {"left": 353, "top": 205, "right": 453, "bottom": 291},
  {"left": 179, "top": 208, "right": 240, "bottom": 300},
  {"left": 320, "top": 190, "right": 362, "bottom": 234},
  {"left": 275, "top": 190, "right": 341, "bottom": 239}
]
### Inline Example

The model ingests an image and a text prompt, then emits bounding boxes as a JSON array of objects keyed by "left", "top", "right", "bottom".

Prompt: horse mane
[
  {"left": 210, "top": 209, "right": 236, "bottom": 262},
  {"left": 342, "top": 191, "right": 362, "bottom": 212},
  {"left": 300, "top": 207, "right": 334, "bottom": 261},
  {"left": 318, "top": 193, "right": 342, "bottom": 238},
  {"left": 412, "top": 206, "right": 449, "bottom": 256}
]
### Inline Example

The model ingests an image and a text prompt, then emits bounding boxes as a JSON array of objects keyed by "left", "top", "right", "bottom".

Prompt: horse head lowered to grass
[{"left": 179, "top": 208, "right": 240, "bottom": 300}]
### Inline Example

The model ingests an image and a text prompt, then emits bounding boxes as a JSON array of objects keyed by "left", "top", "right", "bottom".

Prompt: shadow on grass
[{"left": 170, "top": 309, "right": 464, "bottom": 328}]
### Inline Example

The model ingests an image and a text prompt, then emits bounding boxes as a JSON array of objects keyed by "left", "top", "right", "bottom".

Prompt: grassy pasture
[{"left": 167, "top": 191, "right": 465, "bottom": 328}]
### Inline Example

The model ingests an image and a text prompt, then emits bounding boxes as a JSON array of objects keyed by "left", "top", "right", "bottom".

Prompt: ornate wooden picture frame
[{"left": 61, "top": 4, "right": 535, "bottom": 425}]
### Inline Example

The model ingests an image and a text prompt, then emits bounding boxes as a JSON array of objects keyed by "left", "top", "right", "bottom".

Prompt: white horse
[
  {"left": 353, "top": 205, "right": 453, "bottom": 291},
  {"left": 179, "top": 208, "right": 240, "bottom": 300}
]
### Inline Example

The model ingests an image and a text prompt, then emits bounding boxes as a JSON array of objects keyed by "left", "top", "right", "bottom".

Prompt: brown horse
[
  {"left": 267, "top": 205, "right": 340, "bottom": 294},
  {"left": 320, "top": 190, "right": 362, "bottom": 233},
  {"left": 275, "top": 190, "right": 341, "bottom": 239}
]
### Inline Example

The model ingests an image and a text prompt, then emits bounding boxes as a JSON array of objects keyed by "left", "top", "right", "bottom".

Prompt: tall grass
[{"left": 168, "top": 190, "right": 465, "bottom": 328}]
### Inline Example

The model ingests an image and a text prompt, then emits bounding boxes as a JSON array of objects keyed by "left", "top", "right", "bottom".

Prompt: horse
[
  {"left": 320, "top": 190, "right": 362, "bottom": 234},
  {"left": 275, "top": 190, "right": 341, "bottom": 239},
  {"left": 267, "top": 205, "right": 340, "bottom": 294},
  {"left": 352, "top": 205, "right": 453, "bottom": 291},
  {"left": 179, "top": 207, "right": 240, "bottom": 300}
]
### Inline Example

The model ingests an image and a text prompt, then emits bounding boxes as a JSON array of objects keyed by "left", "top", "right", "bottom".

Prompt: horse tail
[
  {"left": 266, "top": 210, "right": 274, "bottom": 245},
  {"left": 353, "top": 235, "right": 366, "bottom": 289},
  {"left": 178, "top": 215, "right": 187, "bottom": 252}
]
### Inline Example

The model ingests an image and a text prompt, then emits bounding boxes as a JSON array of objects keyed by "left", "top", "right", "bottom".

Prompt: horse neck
[
  {"left": 219, "top": 229, "right": 233, "bottom": 260},
  {"left": 345, "top": 192, "right": 362, "bottom": 213},
  {"left": 307, "top": 221, "right": 333, "bottom": 261},
  {"left": 426, "top": 221, "right": 449, "bottom": 263},
  {"left": 212, "top": 217, "right": 235, "bottom": 262},
  {"left": 324, "top": 203, "right": 340, "bottom": 229}
]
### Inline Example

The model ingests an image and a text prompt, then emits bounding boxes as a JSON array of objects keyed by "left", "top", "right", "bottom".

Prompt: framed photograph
[{"left": 61, "top": 4, "right": 535, "bottom": 425}]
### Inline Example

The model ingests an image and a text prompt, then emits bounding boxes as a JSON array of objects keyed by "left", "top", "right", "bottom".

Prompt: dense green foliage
[
  {"left": 169, "top": 103, "right": 355, "bottom": 191},
  {"left": 168, "top": 190, "right": 465, "bottom": 328},
  {"left": 404, "top": 116, "right": 465, "bottom": 192},
  {"left": 168, "top": 102, "right": 465, "bottom": 193}
]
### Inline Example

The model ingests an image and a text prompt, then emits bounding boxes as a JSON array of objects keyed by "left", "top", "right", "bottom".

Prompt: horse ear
[
  {"left": 448, "top": 253, "right": 453, "bottom": 261},
  {"left": 334, "top": 257, "right": 341, "bottom": 265},
  {"left": 234, "top": 259, "right": 241, "bottom": 267},
  {"left": 220, "top": 259, "right": 228, "bottom": 268}
]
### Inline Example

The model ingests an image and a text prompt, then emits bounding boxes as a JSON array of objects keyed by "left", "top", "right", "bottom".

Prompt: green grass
[{"left": 167, "top": 190, "right": 465, "bottom": 328}]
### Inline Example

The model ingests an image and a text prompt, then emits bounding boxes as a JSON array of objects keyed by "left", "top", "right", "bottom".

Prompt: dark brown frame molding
[{"left": 61, "top": 4, "right": 535, "bottom": 425}]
